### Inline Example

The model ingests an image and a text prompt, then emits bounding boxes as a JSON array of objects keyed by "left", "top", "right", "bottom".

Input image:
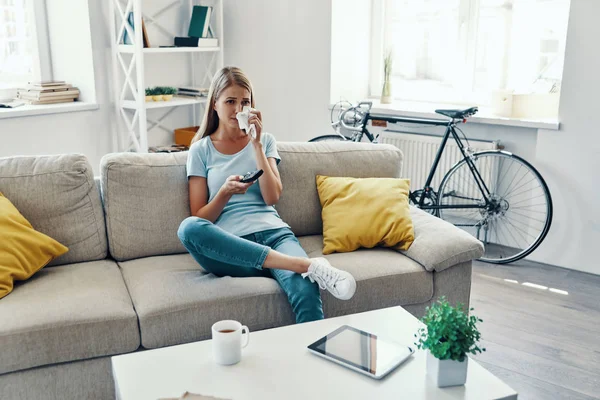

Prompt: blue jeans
[{"left": 177, "top": 217, "right": 324, "bottom": 323}]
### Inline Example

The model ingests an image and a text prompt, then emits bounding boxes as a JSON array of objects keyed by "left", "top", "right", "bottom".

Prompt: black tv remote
[{"left": 240, "top": 169, "right": 263, "bottom": 183}]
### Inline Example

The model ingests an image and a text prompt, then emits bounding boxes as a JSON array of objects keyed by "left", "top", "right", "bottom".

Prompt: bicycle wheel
[
  {"left": 437, "top": 150, "right": 552, "bottom": 264},
  {"left": 309, "top": 134, "right": 352, "bottom": 142}
]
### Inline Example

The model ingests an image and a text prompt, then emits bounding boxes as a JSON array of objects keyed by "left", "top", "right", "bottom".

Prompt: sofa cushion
[
  {"left": 315, "top": 176, "right": 414, "bottom": 254},
  {"left": 298, "top": 235, "right": 433, "bottom": 316},
  {"left": 0, "top": 154, "right": 107, "bottom": 266},
  {"left": 277, "top": 142, "right": 403, "bottom": 236},
  {"left": 119, "top": 241, "right": 431, "bottom": 349},
  {"left": 118, "top": 254, "right": 294, "bottom": 349},
  {"left": 0, "top": 260, "right": 140, "bottom": 375},
  {"left": 101, "top": 152, "right": 189, "bottom": 261}
]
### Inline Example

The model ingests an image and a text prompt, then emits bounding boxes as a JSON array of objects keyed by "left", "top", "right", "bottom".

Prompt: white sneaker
[{"left": 302, "top": 258, "right": 356, "bottom": 300}]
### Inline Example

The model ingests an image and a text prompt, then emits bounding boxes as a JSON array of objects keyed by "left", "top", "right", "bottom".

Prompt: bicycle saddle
[{"left": 435, "top": 107, "right": 478, "bottom": 119}]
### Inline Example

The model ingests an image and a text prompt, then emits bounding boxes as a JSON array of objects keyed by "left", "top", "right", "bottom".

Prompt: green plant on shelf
[
  {"left": 145, "top": 86, "right": 177, "bottom": 101},
  {"left": 162, "top": 87, "right": 177, "bottom": 95},
  {"left": 145, "top": 87, "right": 158, "bottom": 96},
  {"left": 414, "top": 296, "right": 486, "bottom": 362}
]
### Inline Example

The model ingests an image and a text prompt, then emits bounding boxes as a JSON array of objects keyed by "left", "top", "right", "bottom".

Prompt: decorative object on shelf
[
  {"left": 145, "top": 87, "right": 177, "bottom": 102},
  {"left": 161, "top": 87, "right": 177, "bottom": 101},
  {"left": 17, "top": 81, "right": 79, "bottom": 105},
  {"left": 145, "top": 87, "right": 153, "bottom": 102},
  {"left": 174, "top": 126, "right": 200, "bottom": 147},
  {"left": 414, "top": 296, "right": 485, "bottom": 388},
  {"left": 380, "top": 49, "right": 393, "bottom": 104}
]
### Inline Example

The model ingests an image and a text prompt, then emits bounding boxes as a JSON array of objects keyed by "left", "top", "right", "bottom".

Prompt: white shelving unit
[{"left": 109, "top": 0, "right": 224, "bottom": 152}]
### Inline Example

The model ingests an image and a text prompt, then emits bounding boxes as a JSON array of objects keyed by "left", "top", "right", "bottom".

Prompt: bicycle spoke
[
  {"left": 502, "top": 214, "right": 538, "bottom": 241},
  {"left": 503, "top": 176, "right": 538, "bottom": 199},
  {"left": 438, "top": 152, "right": 551, "bottom": 264},
  {"left": 509, "top": 192, "right": 549, "bottom": 207},
  {"left": 507, "top": 210, "right": 548, "bottom": 224},
  {"left": 502, "top": 165, "right": 529, "bottom": 199}
]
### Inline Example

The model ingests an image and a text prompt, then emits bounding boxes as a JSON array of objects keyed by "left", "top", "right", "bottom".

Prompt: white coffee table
[{"left": 112, "top": 306, "right": 517, "bottom": 400}]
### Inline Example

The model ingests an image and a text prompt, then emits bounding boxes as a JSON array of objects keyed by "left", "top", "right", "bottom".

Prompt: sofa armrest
[{"left": 394, "top": 206, "right": 484, "bottom": 272}]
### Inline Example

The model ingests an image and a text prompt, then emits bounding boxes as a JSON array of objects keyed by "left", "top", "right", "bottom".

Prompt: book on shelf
[
  {"left": 123, "top": 12, "right": 151, "bottom": 47},
  {"left": 188, "top": 6, "right": 212, "bottom": 38},
  {"left": 174, "top": 37, "right": 218, "bottom": 48},
  {"left": 28, "top": 80, "right": 66, "bottom": 87},
  {"left": 24, "top": 98, "right": 76, "bottom": 105},
  {"left": 18, "top": 89, "right": 79, "bottom": 101},
  {"left": 24, "top": 84, "right": 73, "bottom": 92},
  {"left": 178, "top": 87, "right": 209, "bottom": 97}
]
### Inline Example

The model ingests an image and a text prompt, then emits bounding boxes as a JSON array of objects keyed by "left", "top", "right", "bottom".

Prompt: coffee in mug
[{"left": 211, "top": 320, "right": 250, "bottom": 365}]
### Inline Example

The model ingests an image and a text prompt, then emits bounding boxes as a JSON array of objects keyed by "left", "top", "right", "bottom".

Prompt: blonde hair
[{"left": 191, "top": 66, "right": 255, "bottom": 144}]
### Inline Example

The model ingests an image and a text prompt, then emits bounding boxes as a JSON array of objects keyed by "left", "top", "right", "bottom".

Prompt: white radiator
[{"left": 379, "top": 131, "right": 499, "bottom": 191}]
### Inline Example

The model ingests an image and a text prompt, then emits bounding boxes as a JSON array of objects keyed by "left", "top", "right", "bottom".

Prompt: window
[
  {"left": 0, "top": 0, "right": 50, "bottom": 95},
  {"left": 371, "top": 0, "right": 571, "bottom": 106}
]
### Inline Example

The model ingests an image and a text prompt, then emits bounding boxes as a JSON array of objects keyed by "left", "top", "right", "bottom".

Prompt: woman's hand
[
  {"left": 248, "top": 109, "right": 262, "bottom": 144},
  {"left": 220, "top": 175, "right": 254, "bottom": 196}
]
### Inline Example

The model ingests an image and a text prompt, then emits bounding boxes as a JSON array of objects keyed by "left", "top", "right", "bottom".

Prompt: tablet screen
[{"left": 307, "top": 325, "right": 412, "bottom": 376}]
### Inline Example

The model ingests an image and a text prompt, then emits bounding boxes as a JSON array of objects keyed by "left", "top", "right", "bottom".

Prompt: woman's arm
[
  {"left": 254, "top": 143, "right": 282, "bottom": 206},
  {"left": 189, "top": 175, "right": 253, "bottom": 222},
  {"left": 247, "top": 110, "right": 283, "bottom": 206}
]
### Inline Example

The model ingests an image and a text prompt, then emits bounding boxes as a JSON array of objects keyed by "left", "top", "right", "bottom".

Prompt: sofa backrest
[
  {"left": 100, "top": 152, "right": 189, "bottom": 261},
  {"left": 277, "top": 142, "right": 403, "bottom": 236},
  {"left": 0, "top": 154, "right": 108, "bottom": 266},
  {"left": 100, "top": 142, "right": 403, "bottom": 261}
]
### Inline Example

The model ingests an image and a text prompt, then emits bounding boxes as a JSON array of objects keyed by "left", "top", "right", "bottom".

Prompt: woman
[{"left": 178, "top": 66, "right": 356, "bottom": 324}]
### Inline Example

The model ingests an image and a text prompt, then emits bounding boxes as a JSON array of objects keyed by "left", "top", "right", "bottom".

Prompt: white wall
[
  {"left": 530, "top": 0, "right": 600, "bottom": 274},
  {"left": 221, "top": 0, "right": 332, "bottom": 142}
]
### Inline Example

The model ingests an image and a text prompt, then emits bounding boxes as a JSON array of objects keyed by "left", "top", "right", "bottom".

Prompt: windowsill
[
  {"left": 0, "top": 101, "right": 99, "bottom": 120},
  {"left": 366, "top": 99, "right": 560, "bottom": 131}
]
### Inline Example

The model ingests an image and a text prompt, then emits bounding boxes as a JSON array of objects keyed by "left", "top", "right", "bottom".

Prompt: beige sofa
[{"left": 0, "top": 142, "right": 483, "bottom": 400}]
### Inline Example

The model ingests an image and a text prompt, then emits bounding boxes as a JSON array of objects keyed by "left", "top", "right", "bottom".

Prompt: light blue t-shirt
[{"left": 186, "top": 132, "right": 290, "bottom": 237}]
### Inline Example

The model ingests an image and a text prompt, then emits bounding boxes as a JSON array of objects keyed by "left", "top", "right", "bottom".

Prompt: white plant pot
[{"left": 426, "top": 350, "right": 468, "bottom": 387}]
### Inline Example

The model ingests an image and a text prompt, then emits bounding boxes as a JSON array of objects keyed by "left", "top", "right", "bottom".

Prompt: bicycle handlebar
[{"left": 339, "top": 101, "right": 373, "bottom": 132}]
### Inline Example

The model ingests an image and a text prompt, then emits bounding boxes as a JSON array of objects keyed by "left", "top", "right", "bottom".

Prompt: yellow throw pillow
[
  {"left": 0, "top": 192, "right": 68, "bottom": 299},
  {"left": 316, "top": 176, "right": 414, "bottom": 255}
]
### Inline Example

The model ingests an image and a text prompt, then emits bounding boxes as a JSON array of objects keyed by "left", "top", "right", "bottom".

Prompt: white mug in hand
[{"left": 211, "top": 320, "right": 250, "bottom": 365}]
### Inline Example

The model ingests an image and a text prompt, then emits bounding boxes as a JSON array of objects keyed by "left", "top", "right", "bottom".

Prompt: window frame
[
  {"left": 0, "top": 0, "right": 52, "bottom": 100},
  {"left": 369, "top": 0, "right": 567, "bottom": 107}
]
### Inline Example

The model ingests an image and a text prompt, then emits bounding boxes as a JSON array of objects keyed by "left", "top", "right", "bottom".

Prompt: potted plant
[
  {"left": 145, "top": 87, "right": 155, "bottom": 102},
  {"left": 380, "top": 49, "right": 393, "bottom": 104},
  {"left": 414, "top": 297, "right": 485, "bottom": 388},
  {"left": 162, "top": 87, "right": 177, "bottom": 101},
  {"left": 151, "top": 87, "right": 163, "bottom": 102}
]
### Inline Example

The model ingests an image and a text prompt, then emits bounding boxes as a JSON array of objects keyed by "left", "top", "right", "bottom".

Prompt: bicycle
[{"left": 309, "top": 101, "right": 553, "bottom": 264}]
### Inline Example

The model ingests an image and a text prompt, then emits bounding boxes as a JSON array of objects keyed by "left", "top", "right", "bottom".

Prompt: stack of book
[
  {"left": 174, "top": 5, "right": 218, "bottom": 48},
  {"left": 17, "top": 81, "right": 79, "bottom": 105},
  {"left": 177, "top": 87, "right": 209, "bottom": 98}
]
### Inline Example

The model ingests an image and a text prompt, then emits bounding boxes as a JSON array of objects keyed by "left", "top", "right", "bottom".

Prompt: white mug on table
[{"left": 211, "top": 320, "right": 250, "bottom": 365}]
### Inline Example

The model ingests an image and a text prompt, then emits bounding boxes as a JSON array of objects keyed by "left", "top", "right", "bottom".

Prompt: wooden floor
[{"left": 469, "top": 258, "right": 600, "bottom": 400}]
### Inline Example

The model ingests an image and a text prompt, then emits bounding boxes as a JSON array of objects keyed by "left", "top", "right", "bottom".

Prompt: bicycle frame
[{"left": 340, "top": 106, "right": 493, "bottom": 210}]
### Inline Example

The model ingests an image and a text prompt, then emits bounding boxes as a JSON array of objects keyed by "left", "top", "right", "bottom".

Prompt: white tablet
[{"left": 307, "top": 325, "right": 414, "bottom": 380}]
